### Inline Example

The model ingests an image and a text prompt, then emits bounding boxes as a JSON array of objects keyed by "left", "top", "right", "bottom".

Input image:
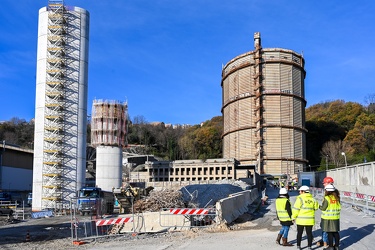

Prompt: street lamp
[{"left": 341, "top": 152, "right": 347, "bottom": 167}]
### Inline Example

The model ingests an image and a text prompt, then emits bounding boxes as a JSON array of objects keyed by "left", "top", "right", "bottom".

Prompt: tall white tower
[{"left": 33, "top": 1, "right": 90, "bottom": 211}]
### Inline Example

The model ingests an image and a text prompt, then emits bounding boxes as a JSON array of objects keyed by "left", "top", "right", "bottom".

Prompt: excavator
[{"left": 112, "top": 185, "right": 153, "bottom": 214}]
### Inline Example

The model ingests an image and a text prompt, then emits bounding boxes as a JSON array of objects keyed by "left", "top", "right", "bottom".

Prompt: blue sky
[{"left": 1, "top": 1, "right": 374, "bottom": 125}]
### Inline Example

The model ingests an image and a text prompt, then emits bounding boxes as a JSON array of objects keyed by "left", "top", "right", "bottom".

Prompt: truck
[
  {"left": 77, "top": 187, "right": 115, "bottom": 216},
  {"left": 297, "top": 172, "right": 316, "bottom": 188}
]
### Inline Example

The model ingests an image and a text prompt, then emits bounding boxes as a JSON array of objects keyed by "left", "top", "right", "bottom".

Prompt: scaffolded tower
[
  {"left": 221, "top": 32, "right": 307, "bottom": 176},
  {"left": 91, "top": 100, "right": 128, "bottom": 191},
  {"left": 33, "top": 0, "right": 90, "bottom": 210}
]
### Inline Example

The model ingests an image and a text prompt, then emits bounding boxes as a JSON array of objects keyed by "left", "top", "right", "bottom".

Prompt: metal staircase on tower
[{"left": 42, "top": 0, "right": 66, "bottom": 209}]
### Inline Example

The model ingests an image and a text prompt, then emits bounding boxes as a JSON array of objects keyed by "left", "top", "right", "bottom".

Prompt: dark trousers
[
  {"left": 296, "top": 225, "right": 313, "bottom": 247},
  {"left": 328, "top": 232, "right": 340, "bottom": 247}
]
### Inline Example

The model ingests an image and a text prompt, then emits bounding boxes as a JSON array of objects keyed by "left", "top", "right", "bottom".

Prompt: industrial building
[
  {"left": 221, "top": 32, "right": 307, "bottom": 177},
  {"left": 127, "top": 158, "right": 260, "bottom": 189},
  {"left": 132, "top": 158, "right": 238, "bottom": 182},
  {"left": 32, "top": 1, "right": 90, "bottom": 211},
  {"left": 0, "top": 143, "right": 33, "bottom": 193},
  {"left": 91, "top": 99, "right": 128, "bottom": 191}
]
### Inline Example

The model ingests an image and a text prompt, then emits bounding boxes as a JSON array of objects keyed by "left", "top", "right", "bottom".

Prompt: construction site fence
[
  {"left": 70, "top": 214, "right": 136, "bottom": 244},
  {"left": 70, "top": 208, "right": 218, "bottom": 243},
  {"left": 310, "top": 187, "right": 375, "bottom": 218},
  {"left": 0, "top": 201, "right": 33, "bottom": 220},
  {"left": 159, "top": 207, "right": 217, "bottom": 228}
]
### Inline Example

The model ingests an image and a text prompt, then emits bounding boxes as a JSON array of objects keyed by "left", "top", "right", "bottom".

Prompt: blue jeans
[
  {"left": 279, "top": 225, "right": 290, "bottom": 238},
  {"left": 322, "top": 231, "right": 328, "bottom": 243}
]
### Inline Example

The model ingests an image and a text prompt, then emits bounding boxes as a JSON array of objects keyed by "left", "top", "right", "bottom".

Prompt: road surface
[{"left": 89, "top": 186, "right": 375, "bottom": 250}]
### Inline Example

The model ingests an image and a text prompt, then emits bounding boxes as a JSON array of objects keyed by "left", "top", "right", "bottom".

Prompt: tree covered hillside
[
  {"left": 1, "top": 98, "right": 375, "bottom": 169},
  {"left": 306, "top": 99, "right": 375, "bottom": 169}
]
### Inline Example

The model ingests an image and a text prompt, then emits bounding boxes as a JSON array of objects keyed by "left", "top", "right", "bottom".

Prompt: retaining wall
[
  {"left": 216, "top": 188, "right": 259, "bottom": 224},
  {"left": 325, "top": 161, "right": 375, "bottom": 195}
]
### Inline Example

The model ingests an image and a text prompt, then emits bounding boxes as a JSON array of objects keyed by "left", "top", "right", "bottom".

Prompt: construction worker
[
  {"left": 317, "top": 176, "right": 335, "bottom": 247},
  {"left": 320, "top": 184, "right": 341, "bottom": 250},
  {"left": 275, "top": 188, "right": 294, "bottom": 246},
  {"left": 292, "top": 185, "right": 319, "bottom": 250}
]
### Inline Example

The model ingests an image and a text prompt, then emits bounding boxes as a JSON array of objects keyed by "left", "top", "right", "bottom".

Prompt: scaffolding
[
  {"left": 42, "top": 0, "right": 66, "bottom": 209},
  {"left": 91, "top": 100, "right": 128, "bottom": 148}
]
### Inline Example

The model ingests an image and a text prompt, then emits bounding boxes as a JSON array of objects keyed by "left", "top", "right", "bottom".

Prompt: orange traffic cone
[{"left": 26, "top": 231, "right": 31, "bottom": 242}]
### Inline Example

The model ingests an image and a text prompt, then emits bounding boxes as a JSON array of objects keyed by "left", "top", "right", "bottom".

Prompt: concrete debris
[
  {"left": 133, "top": 189, "right": 186, "bottom": 212},
  {"left": 133, "top": 180, "right": 251, "bottom": 212}
]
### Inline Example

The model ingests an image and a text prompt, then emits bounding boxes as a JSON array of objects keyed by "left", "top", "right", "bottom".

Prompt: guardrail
[{"left": 310, "top": 187, "right": 375, "bottom": 218}]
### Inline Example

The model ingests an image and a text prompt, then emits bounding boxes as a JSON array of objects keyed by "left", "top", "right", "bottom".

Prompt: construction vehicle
[
  {"left": 77, "top": 187, "right": 115, "bottom": 216},
  {"left": 112, "top": 185, "right": 153, "bottom": 214}
]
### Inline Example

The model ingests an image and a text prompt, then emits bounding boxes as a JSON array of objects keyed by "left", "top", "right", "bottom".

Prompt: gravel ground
[
  {"left": 3, "top": 184, "right": 373, "bottom": 249},
  {"left": 0, "top": 211, "right": 265, "bottom": 250},
  {"left": 0, "top": 182, "right": 258, "bottom": 250}
]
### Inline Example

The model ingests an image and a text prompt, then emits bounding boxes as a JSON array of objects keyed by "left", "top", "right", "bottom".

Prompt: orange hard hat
[{"left": 323, "top": 176, "right": 334, "bottom": 184}]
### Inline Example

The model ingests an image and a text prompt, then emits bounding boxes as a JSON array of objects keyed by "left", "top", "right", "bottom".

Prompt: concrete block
[
  {"left": 216, "top": 189, "right": 259, "bottom": 224},
  {"left": 119, "top": 211, "right": 188, "bottom": 233}
]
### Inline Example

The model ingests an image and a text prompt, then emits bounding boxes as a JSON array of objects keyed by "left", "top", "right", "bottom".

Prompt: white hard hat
[
  {"left": 324, "top": 184, "right": 335, "bottom": 192},
  {"left": 299, "top": 185, "right": 310, "bottom": 192},
  {"left": 279, "top": 188, "right": 288, "bottom": 195}
]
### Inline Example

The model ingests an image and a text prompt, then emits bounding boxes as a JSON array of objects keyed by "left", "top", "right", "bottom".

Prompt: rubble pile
[
  {"left": 134, "top": 180, "right": 251, "bottom": 212},
  {"left": 133, "top": 189, "right": 186, "bottom": 212}
]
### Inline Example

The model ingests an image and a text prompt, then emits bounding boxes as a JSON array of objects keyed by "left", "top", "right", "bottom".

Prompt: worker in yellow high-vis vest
[
  {"left": 292, "top": 185, "right": 319, "bottom": 250},
  {"left": 317, "top": 176, "right": 336, "bottom": 247},
  {"left": 320, "top": 184, "right": 341, "bottom": 250},
  {"left": 275, "top": 187, "right": 294, "bottom": 246}
]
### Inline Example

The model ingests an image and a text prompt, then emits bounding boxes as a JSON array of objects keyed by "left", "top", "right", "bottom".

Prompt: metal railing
[{"left": 311, "top": 187, "right": 375, "bottom": 218}]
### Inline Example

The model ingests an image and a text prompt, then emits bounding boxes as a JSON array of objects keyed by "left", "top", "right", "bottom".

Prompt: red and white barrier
[
  {"left": 356, "top": 193, "right": 365, "bottom": 199},
  {"left": 343, "top": 191, "right": 352, "bottom": 197},
  {"left": 169, "top": 208, "right": 209, "bottom": 215},
  {"left": 96, "top": 217, "right": 133, "bottom": 226}
]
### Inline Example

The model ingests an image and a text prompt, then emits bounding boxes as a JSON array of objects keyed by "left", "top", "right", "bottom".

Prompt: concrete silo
[
  {"left": 221, "top": 32, "right": 307, "bottom": 177},
  {"left": 91, "top": 100, "right": 127, "bottom": 191},
  {"left": 33, "top": 1, "right": 89, "bottom": 211}
]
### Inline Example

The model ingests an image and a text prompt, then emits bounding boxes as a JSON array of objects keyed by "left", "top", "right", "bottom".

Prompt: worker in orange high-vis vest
[
  {"left": 275, "top": 188, "right": 293, "bottom": 246},
  {"left": 292, "top": 185, "right": 319, "bottom": 250},
  {"left": 320, "top": 184, "right": 341, "bottom": 250}
]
